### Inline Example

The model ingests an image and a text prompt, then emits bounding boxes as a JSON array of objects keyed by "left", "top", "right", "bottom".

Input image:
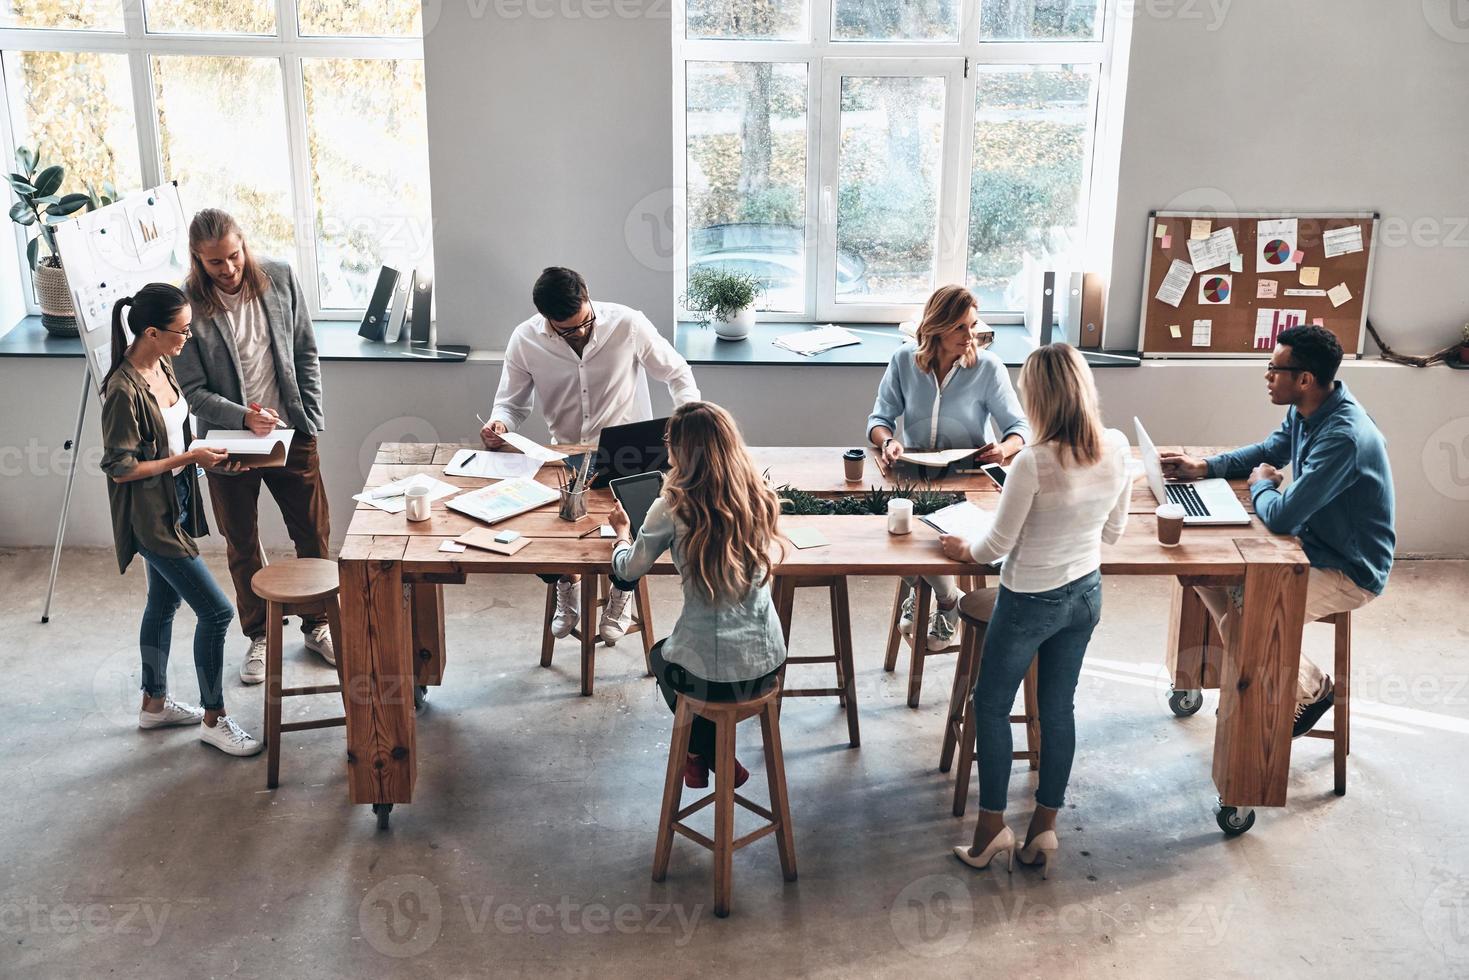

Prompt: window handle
[{"left": 820, "top": 185, "right": 834, "bottom": 226}]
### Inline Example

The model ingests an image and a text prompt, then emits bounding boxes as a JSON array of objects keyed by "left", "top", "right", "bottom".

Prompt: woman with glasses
[
  {"left": 867, "top": 284, "right": 1031, "bottom": 651},
  {"left": 100, "top": 284, "right": 263, "bottom": 757}
]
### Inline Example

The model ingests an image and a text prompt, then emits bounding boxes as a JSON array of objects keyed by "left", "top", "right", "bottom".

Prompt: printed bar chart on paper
[{"left": 1253, "top": 309, "right": 1307, "bottom": 350}]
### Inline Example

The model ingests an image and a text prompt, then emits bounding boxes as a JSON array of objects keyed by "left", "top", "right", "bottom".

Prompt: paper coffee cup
[
  {"left": 843, "top": 449, "right": 865, "bottom": 482},
  {"left": 1155, "top": 503, "right": 1185, "bottom": 547}
]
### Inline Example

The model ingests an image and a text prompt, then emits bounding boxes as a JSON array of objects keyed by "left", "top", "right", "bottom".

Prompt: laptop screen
[{"left": 1132, "top": 417, "right": 1169, "bottom": 506}]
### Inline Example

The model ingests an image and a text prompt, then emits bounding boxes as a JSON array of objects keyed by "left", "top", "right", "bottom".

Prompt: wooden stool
[
  {"left": 883, "top": 576, "right": 977, "bottom": 708},
  {"left": 941, "top": 588, "right": 1040, "bottom": 817},
  {"left": 771, "top": 575, "right": 860, "bottom": 747},
  {"left": 250, "top": 558, "right": 346, "bottom": 790},
  {"left": 1303, "top": 611, "right": 1352, "bottom": 796},
  {"left": 540, "top": 577, "right": 656, "bottom": 696},
  {"left": 652, "top": 680, "right": 796, "bottom": 918}
]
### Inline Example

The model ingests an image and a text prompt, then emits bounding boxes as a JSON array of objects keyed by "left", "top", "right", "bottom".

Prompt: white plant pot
[{"left": 713, "top": 305, "right": 755, "bottom": 341}]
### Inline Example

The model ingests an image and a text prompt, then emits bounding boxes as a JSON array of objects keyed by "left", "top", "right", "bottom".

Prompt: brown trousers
[{"left": 207, "top": 435, "right": 331, "bottom": 639}]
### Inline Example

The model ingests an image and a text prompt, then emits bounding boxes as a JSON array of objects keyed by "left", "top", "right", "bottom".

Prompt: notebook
[
  {"left": 446, "top": 478, "right": 559, "bottom": 525},
  {"left": 191, "top": 429, "right": 294, "bottom": 469}
]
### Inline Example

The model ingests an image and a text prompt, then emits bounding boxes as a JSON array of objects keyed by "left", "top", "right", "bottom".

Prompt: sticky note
[
  {"left": 1257, "top": 280, "right": 1278, "bottom": 299},
  {"left": 1311, "top": 317, "right": 1325, "bottom": 327},
  {"left": 1191, "top": 219, "right": 1212, "bottom": 240},
  {"left": 1161, "top": 235, "right": 1172, "bottom": 249},
  {"left": 1155, "top": 224, "right": 1169, "bottom": 239},
  {"left": 1328, "top": 283, "right": 1352, "bottom": 307},
  {"left": 1291, "top": 249, "right": 1305, "bottom": 264},
  {"left": 1300, "top": 266, "right": 1320, "bottom": 286},
  {"left": 1229, "top": 253, "right": 1244, "bottom": 273},
  {"left": 1169, "top": 324, "right": 1182, "bottom": 340},
  {"left": 439, "top": 540, "right": 467, "bottom": 553}
]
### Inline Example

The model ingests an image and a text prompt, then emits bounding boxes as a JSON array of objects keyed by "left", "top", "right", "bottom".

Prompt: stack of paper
[
  {"left": 353, "top": 473, "right": 461, "bottom": 514},
  {"left": 447, "top": 478, "right": 560, "bottom": 525},
  {"left": 898, "top": 448, "right": 977, "bottom": 468},
  {"left": 444, "top": 448, "right": 543, "bottom": 480},
  {"left": 918, "top": 501, "right": 997, "bottom": 541},
  {"left": 773, "top": 325, "right": 861, "bottom": 356}
]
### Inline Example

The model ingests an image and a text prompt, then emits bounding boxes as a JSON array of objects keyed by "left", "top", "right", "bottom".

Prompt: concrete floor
[{"left": 1, "top": 547, "right": 1466, "bottom": 978}]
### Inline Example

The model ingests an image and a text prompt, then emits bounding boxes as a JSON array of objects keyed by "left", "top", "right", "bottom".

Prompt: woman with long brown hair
[{"left": 609, "top": 401, "right": 787, "bottom": 789}]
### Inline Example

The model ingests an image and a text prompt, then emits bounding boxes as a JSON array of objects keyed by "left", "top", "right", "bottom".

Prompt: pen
[
  {"left": 463, "top": 452, "right": 479, "bottom": 467},
  {"left": 577, "top": 523, "right": 604, "bottom": 538},
  {"left": 249, "top": 403, "right": 288, "bottom": 429}
]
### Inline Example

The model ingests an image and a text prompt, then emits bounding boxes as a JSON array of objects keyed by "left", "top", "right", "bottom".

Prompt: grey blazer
[{"left": 174, "top": 258, "right": 325, "bottom": 437}]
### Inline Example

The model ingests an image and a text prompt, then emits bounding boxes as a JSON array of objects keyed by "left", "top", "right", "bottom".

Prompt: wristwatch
[{"left": 881, "top": 437, "right": 896, "bottom": 451}]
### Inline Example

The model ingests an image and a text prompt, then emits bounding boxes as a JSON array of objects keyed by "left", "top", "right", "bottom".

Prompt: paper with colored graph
[{"left": 1254, "top": 309, "right": 1307, "bottom": 351}]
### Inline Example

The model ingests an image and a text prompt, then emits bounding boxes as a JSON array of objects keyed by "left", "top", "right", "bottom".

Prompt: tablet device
[{"left": 609, "top": 471, "right": 663, "bottom": 537}]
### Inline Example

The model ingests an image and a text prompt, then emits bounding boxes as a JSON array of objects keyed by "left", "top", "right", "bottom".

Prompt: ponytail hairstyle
[
  {"left": 103, "top": 283, "right": 190, "bottom": 388},
  {"left": 185, "top": 208, "right": 269, "bottom": 317}
]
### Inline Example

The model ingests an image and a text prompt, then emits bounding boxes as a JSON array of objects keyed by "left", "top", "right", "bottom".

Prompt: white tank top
[{"left": 160, "top": 387, "right": 190, "bottom": 476}]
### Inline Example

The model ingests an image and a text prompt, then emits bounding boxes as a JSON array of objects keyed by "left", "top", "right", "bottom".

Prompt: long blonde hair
[
  {"left": 662, "top": 402, "right": 785, "bottom": 605},
  {"left": 1018, "top": 343, "right": 1105, "bottom": 467},
  {"left": 185, "top": 209, "right": 270, "bottom": 317},
  {"left": 914, "top": 284, "right": 980, "bottom": 376}
]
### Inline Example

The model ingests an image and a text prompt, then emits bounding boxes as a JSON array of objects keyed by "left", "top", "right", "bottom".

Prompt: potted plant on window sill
[
  {"left": 6, "top": 146, "right": 108, "bottom": 338},
  {"left": 684, "top": 267, "right": 763, "bottom": 341}
]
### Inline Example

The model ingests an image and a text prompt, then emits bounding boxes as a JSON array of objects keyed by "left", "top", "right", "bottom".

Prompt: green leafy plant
[
  {"left": 772, "top": 481, "right": 964, "bottom": 517},
  {"left": 5, "top": 145, "right": 111, "bottom": 272},
  {"left": 683, "top": 266, "right": 764, "bottom": 326}
]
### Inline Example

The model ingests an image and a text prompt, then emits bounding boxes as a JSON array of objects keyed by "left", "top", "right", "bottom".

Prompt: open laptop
[
  {"left": 589, "top": 417, "right": 670, "bottom": 489},
  {"left": 1134, "top": 417, "right": 1251, "bottom": 526}
]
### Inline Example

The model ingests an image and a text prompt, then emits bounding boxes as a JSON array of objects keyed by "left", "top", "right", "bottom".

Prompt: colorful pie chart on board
[
  {"left": 1263, "top": 239, "right": 1292, "bottom": 265},
  {"left": 1202, "top": 276, "right": 1231, "bottom": 303}
]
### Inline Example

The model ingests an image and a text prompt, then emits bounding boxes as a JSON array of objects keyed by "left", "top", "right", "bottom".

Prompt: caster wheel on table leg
[
  {"left": 1215, "top": 802, "right": 1255, "bottom": 836},
  {"left": 373, "top": 803, "right": 393, "bottom": 830},
  {"left": 1168, "top": 687, "right": 1203, "bottom": 717},
  {"left": 414, "top": 685, "right": 428, "bottom": 711}
]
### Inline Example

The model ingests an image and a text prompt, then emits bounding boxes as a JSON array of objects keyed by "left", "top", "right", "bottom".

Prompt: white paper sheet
[
  {"left": 353, "top": 473, "right": 462, "bottom": 514},
  {"left": 1197, "top": 274, "right": 1232, "bottom": 305},
  {"left": 1155, "top": 259, "right": 1194, "bottom": 308},
  {"left": 919, "top": 501, "right": 997, "bottom": 541},
  {"left": 447, "top": 478, "right": 560, "bottom": 525},
  {"left": 772, "top": 325, "right": 861, "bottom": 356},
  {"left": 1191, "top": 320, "right": 1212, "bottom": 348},
  {"left": 498, "top": 431, "right": 567, "bottom": 462},
  {"left": 1186, "top": 227, "right": 1237, "bottom": 273},
  {"left": 444, "top": 448, "right": 543, "bottom": 480},
  {"left": 1256, "top": 218, "right": 1299, "bottom": 273},
  {"left": 1322, "top": 225, "right": 1364, "bottom": 258},
  {"left": 1253, "top": 308, "right": 1307, "bottom": 351},
  {"left": 192, "top": 429, "right": 295, "bottom": 455},
  {"left": 1283, "top": 288, "right": 1327, "bottom": 297}
]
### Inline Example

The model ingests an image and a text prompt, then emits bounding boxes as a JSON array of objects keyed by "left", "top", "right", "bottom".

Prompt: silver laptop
[{"left": 1134, "top": 417, "right": 1251, "bottom": 526}]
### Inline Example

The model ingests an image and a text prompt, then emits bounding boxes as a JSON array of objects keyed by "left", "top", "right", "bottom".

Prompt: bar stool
[
  {"left": 539, "top": 578, "right": 656, "bottom": 692},
  {"left": 652, "top": 680, "right": 796, "bottom": 918},
  {"left": 883, "top": 576, "right": 977, "bottom": 708},
  {"left": 1303, "top": 610, "right": 1352, "bottom": 796},
  {"left": 771, "top": 575, "right": 860, "bottom": 747},
  {"left": 250, "top": 558, "right": 346, "bottom": 790},
  {"left": 940, "top": 588, "right": 1040, "bottom": 817}
]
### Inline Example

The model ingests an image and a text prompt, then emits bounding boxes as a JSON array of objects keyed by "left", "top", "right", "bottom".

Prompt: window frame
[
  {"left": 0, "top": 2, "right": 424, "bottom": 320},
  {"left": 673, "top": 0, "right": 1125, "bottom": 325}
]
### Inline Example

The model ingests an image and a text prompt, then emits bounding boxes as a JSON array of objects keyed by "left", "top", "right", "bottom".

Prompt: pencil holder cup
[{"left": 558, "top": 488, "right": 588, "bottom": 522}]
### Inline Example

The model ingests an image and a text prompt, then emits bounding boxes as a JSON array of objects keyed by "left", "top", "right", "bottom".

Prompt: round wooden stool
[
  {"left": 250, "top": 558, "right": 346, "bottom": 790},
  {"left": 652, "top": 680, "right": 796, "bottom": 918}
]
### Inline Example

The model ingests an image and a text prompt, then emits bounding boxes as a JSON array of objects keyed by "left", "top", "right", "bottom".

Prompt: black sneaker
[{"left": 1292, "top": 679, "right": 1335, "bottom": 739}]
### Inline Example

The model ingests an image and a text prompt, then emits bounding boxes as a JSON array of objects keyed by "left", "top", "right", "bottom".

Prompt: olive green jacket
[{"left": 101, "top": 358, "right": 210, "bottom": 574}]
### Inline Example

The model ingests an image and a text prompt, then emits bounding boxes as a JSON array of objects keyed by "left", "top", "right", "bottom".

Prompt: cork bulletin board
[{"left": 1139, "top": 211, "right": 1377, "bottom": 358}]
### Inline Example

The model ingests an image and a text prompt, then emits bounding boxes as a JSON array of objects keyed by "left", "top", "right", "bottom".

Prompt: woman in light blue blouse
[
  {"left": 867, "top": 284, "right": 1030, "bottom": 651},
  {"left": 610, "top": 401, "right": 787, "bottom": 790}
]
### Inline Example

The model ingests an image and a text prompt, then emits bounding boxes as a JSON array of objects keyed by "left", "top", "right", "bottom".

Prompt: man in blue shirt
[{"left": 1161, "top": 325, "right": 1395, "bottom": 737}]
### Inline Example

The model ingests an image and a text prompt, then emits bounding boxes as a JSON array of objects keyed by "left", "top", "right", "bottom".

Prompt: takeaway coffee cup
[
  {"left": 1155, "top": 503, "right": 1185, "bottom": 547},
  {"left": 405, "top": 485, "right": 432, "bottom": 522},
  {"left": 843, "top": 448, "right": 866, "bottom": 483}
]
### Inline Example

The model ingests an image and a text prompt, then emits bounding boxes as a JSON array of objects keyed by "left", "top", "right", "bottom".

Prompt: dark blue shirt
[{"left": 1206, "top": 382, "right": 1395, "bottom": 595}]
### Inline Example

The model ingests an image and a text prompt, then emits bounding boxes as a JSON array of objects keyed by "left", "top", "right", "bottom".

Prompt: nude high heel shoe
[
  {"left": 952, "top": 825, "right": 1015, "bottom": 872},
  {"left": 1016, "top": 830, "right": 1059, "bottom": 879}
]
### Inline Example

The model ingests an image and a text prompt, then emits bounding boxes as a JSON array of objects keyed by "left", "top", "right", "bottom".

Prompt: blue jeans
[
  {"left": 974, "top": 570, "right": 1102, "bottom": 811},
  {"left": 137, "top": 543, "right": 234, "bottom": 712}
]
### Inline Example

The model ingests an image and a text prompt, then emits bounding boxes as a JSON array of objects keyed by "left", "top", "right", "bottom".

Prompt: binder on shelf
[
  {"left": 383, "top": 268, "right": 413, "bottom": 343},
  {"left": 409, "top": 270, "right": 435, "bottom": 347},
  {"left": 1079, "top": 272, "right": 1105, "bottom": 350},
  {"left": 358, "top": 266, "right": 399, "bottom": 341}
]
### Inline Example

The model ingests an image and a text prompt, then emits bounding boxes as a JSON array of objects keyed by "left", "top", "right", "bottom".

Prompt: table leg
[
  {"left": 410, "top": 582, "right": 446, "bottom": 688},
  {"left": 340, "top": 557, "right": 417, "bottom": 806},
  {"left": 1166, "top": 577, "right": 1212, "bottom": 692},
  {"left": 579, "top": 575, "right": 598, "bottom": 697}
]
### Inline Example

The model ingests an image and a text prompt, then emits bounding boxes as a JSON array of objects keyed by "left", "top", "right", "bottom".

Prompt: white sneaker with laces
[
  {"left": 927, "top": 604, "right": 960, "bottom": 651},
  {"left": 898, "top": 592, "right": 916, "bottom": 636},
  {"left": 199, "top": 715, "right": 264, "bottom": 757},
  {"left": 240, "top": 636, "right": 267, "bottom": 685},
  {"left": 304, "top": 623, "right": 336, "bottom": 667},
  {"left": 551, "top": 580, "right": 580, "bottom": 638},
  {"left": 138, "top": 696, "right": 205, "bottom": 730},
  {"left": 600, "top": 587, "right": 633, "bottom": 644}
]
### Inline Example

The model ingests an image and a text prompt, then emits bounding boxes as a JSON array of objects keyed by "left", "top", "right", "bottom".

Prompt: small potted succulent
[{"left": 683, "top": 267, "right": 763, "bottom": 341}]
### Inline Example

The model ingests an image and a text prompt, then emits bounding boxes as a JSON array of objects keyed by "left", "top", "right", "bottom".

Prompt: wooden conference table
[{"left": 337, "top": 443, "right": 1308, "bottom": 832}]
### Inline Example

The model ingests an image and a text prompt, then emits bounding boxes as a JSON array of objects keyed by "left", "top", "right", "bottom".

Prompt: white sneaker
[
  {"left": 927, "top": 604, "right": 960, "bottom": 651},
  {"left": 898, "top": 593, "right": 916, "bottom": 636},
  {"left": 551, "top": 580, "right": 580, "bottom": 638},
  {"left": 240, "top": 636, "right": 267, "bottom": 685},
  {"left": 304, "top": 623, "right": 336, "bottom": 667},
  {"left": 138, "top": 696, "right": 204, "bottom": 730},
  {"left": 600, "top": 587, "right": 633, "bottom": 644},
  {"left": 199, "top": 715, "right": 263, "bottom": 757}
]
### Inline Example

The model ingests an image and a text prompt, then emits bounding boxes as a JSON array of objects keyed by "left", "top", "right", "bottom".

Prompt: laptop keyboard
[{"left": 1165, "top": 482, "right": 1210, "bottom": 518}]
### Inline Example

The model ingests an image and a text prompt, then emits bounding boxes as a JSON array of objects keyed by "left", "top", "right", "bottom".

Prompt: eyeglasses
[
  {"left": 974, "top": 331, "right": 995, "bottom": 349},
  {"left": 1264, "top": 363, "right": 1304, "bottom": 375},
  {"left": 158, "top": 326, "right": 193, "bottom": 339},
  {"left": 551, "top": 307, "right": 596, "bottom": 337}
]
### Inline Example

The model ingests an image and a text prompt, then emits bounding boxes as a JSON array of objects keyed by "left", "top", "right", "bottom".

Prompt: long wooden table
[{"left": 338, "top": 443, "right": 1308, "bottom": 832}]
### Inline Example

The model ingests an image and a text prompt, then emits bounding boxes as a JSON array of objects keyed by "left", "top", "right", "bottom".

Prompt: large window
[
  {"left": 676, "top": 0, "right": 1118, "bottom": 322},
  {"left": 1, "top": 0, "right": 431, "bottom": 315}
]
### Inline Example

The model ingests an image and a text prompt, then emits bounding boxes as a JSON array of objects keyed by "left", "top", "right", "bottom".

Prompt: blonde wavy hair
[
  {"left": 1018, "top": 343, "right": 1105, "bottom": 467},
  {"left": 662, "top": 402, "right": 785, "bottom": 605},
  {"left": 914, "top": 284, "right": 981, "bottom": 376}
]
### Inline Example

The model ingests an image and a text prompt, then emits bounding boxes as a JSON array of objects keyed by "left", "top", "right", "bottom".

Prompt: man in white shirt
[{"left": 480, "top": 267, "right": 700, "bottom": 640}]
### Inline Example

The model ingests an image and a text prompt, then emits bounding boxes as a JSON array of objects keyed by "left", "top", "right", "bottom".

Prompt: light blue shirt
[
  {"left": 866, "top": 345, "right": 1030, "bottom": 452},
  {"left": 611, "top": 496, "right": 786, "bottom": 682}
]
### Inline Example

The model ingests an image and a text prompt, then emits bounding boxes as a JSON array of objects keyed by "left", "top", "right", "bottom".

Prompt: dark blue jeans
[
  {"left": 974, "top": 570, "right": 1102, "bottom": 811},
  {"left": 137, "top": 534, "right": 233, "bottom": 711}
]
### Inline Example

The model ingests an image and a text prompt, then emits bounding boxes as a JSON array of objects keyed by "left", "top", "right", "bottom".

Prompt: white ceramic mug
[
  {"left": 887, "top": 497, "right": 913, "bottom": 535},
  {"left": 405, "top": 485, "right": 432, "bottom": 522}
]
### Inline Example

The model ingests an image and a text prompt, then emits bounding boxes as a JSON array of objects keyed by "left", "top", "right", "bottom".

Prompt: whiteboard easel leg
[{"left": 42, "top": 363, "right": 92, "bottom": 624}]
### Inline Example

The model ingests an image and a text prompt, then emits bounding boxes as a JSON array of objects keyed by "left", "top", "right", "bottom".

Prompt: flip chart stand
[{"left": 41, "top": 362, "right": 94, "bottom": 623}]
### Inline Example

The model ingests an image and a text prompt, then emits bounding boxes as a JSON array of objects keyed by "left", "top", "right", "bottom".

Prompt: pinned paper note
[
  {"left": 1186, "top": 227, "right": 1238, "bottom": 273},
  {"left": 1191, "top": 319, "right": 1212, "bottom": 347},
  {"left": 1257, "top": 218, "right": 1299, "bottom": 273},
  {"left": 1198, "top": 274, "right": 1232, "bottom": 305},
  {"left": 1155, "top": 223, "right": 1169, "bottom": 239},
  {"left": 1328, "top": 282, "right": 1353, "bottom": 307},
  {"left": 1300, "top": 266, "right": 1320, "bottom": 286},
  {"left": 1169, "top": 324, "right": 1182, "bottom": 340},
  {"left": 1254, "top": 309, "right": 1307, "bottom": 350},
  {"left": 1312, "top": 317, "right": 1325, "bottom": 327},
  {"left": 1323, "top": 225, "right": 1364, "bottom": 258},
  {"left": 1161, "top": 234, "right": 1172, "bottom": 249},
  {"left": 1291, "top": 249, "right": 1305, "bottom": 264},
  {"left": 1190, "top": 219, "right": 1212, "bottom": 240},
  {"left": 1229, "top": 252, "right": 1243, "bottom": 273},
  {"left": 1257, "top": 279, "right": 1279, "bottom": 299},
  {"left": 1155, "top": 259, "right": 1194, "bottom": 308}
]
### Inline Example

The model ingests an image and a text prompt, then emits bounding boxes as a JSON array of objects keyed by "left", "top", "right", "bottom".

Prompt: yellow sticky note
[
  {"left": 1169, "top": 324, "right": 1182, "bottom": 340},
  {"left": 1190, "top": 219, "right": 1212, "bottom": 240},
  {"left": 1300, "top": 266, "right": 1320, "bottom": 286},
  {"left": 1328, "top": 283, "right": 1352, "bottom": 307},
  {"left": 1155, "top": 224, "right": 1169, "bottom": 239}
]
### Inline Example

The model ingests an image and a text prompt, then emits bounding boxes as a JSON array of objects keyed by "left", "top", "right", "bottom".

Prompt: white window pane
[
  {"left": 837, "top": 75, "right": 944, "bottom": 305},
  {"left": 833, "top": 0, "right": 958, "bottom": 42},
  {"left": 0, "top": 0, "right": 121, "bottom": 30},
  {"left": 298, "top": 0, "right": 420, "bottom": 37},
  {"left": 144, "top": 0, "right": 275, "bottom": 35},
  {"left": 686, "top": 62, "right": 808, "bottom": 314},
  {"left": 981, "top": 0, "right": 1101, "bottom": 40},
  {"left": 2, "top": 50, "right": 140, "bottom": 199},
  {"left": 967, "top": 65, "right": 1095, "bottom": 311},
  {"left": 686, "top": 0, "right": 805, "bottom": 40},
  {"left": 153, "top": 57, "right": 295, "bottom": 265},
  {"left": 303, "top": 58, "right": 433, "bottom": 308}
]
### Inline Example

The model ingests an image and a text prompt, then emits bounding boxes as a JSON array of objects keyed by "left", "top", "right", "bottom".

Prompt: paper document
[
  {"left": 1328, "top": 283, "right": 1353, "bottom": 308},
  {"left": 1192, "top": 320, "right": 1212, "bottom": 348},
  {"left": 1186, "top": 227, "right": 1237, "bottom": 273},
  {"left": 785, "top": 527, "right": 829, "bottom": 550},
  {"left": 772, "top": 325, "right": 861, "bottom": 356},
  {"left": 1254, "top": 308, "right": 1307, "bottom": 350},
  {"left": 447, "top": 478, "right": 560, "bottom": 525},
  {"left": 190, "top": 429, "right": 294, "bottom": 468},
  {"left": 1322, "top": 225, "right": 1364, "bottom": 258},
  {"left": 919, "top": 501, "right": 997, "bottom": 542},
  {"left": 899, "top": 448, "right": 978, "bottom": 468},
  {"left": 1197, "top": 274, "right": 1232, "bottom": 305},
  {"left": 1284, "top": 288, "right": 1327, "bottom": 297},
  {"left": 1155, "top": 259, "right": 1194, "bottom": 308},
  {"left": 498, "top": 431, "right": 567, "bottom": 462},
  {"left": 1256, "top": 218, "right": 1299, "bottom": 273},
  {"left": 1257, "top": 279, "right": 1279, "bottom": 299},
  {"left": 353, "top": 473, "right": 461, "bottom": 514},
  {"left": 445, "top": 448, "right": 543, "bottom": 480}
]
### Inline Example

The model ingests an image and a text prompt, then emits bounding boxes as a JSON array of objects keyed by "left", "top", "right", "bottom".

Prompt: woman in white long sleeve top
[{"left": 939, "top": 344, "right": 1131, "bottom": 879}]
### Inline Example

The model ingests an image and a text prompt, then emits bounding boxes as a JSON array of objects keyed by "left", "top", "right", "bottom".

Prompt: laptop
[
  {"left": 1134, "top": 417, "right": 1251, "bottom": 526},
  {"left": 589, "top": 417, "right": 670, "bottom": 489}
]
